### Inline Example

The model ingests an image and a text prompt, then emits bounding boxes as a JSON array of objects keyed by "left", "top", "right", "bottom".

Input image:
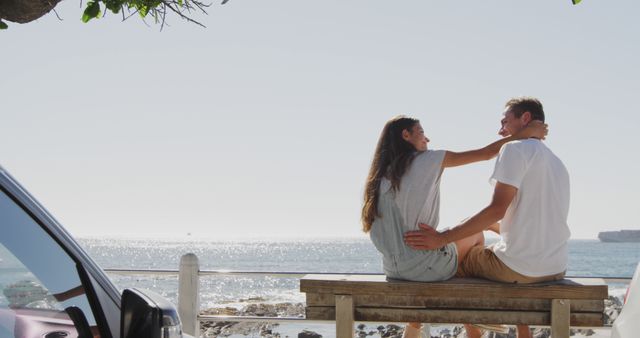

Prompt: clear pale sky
[{"left": 2, "top": 1, "right": 638, "bottom": 239}]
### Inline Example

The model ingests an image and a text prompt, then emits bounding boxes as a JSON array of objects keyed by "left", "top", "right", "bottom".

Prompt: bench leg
[
  {"left": 335, "top": 295, "right": 354, "bottom": 338},
  {"left": 551, "top": 299, "right": 570, "bottom": 338}
]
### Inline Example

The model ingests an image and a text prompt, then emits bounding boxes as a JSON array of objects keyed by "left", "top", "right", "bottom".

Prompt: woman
[{"left": 362, "top": 115, "right": 546, "bottom": 337}]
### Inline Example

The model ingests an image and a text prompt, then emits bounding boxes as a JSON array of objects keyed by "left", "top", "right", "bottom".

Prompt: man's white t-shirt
[{"left": 490, "top": 139, "right": 571, "bottom": 277}]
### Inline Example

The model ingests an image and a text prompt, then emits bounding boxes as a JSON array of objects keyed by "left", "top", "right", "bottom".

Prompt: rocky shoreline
[
  {"left": 199, "top": 296, "right": 622, "bottom": 338},
  {"left": 200, "top": 302, "right": 304, "bottom": 338}
]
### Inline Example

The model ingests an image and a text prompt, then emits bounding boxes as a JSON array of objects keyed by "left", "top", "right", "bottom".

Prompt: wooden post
[
  {"left": 551, "top": 299, "right": 570, "bottom": 338},
  {"left": 178, "top": 253, "right": 200, "bottom": 337},
  {"left": 335, "top": 294, "right": 354, "bottom": 338}
]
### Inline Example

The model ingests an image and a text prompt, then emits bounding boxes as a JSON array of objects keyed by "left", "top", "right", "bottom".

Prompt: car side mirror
[{"left": 121, "top": 288, "right": 183, "bottom": 338}]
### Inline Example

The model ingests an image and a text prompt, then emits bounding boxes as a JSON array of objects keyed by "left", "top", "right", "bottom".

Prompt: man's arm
[
  {"left": 404, "top": 182, "right": 517, "bottom": 250},
  {"left": 441, "top": 121, "right": 546, "bottom": 169}
]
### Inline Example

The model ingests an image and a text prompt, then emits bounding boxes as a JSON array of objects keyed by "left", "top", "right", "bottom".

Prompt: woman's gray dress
[{"left": 369, "top": 150, "right": 458, "bottom": 282}]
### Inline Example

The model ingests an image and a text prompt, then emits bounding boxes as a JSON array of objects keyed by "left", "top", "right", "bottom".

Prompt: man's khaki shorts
[{"left": 456, "top": 245, "right": 565, "bottom": 284}]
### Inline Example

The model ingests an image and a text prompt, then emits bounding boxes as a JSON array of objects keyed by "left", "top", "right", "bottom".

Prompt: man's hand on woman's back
[{"left": 404, "top": 223, "right": 447, "bottom": 250}]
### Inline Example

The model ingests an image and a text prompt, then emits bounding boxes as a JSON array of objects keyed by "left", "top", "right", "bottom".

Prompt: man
[{"left": 404, "top": 97, "right": 570, "bottom": 338}]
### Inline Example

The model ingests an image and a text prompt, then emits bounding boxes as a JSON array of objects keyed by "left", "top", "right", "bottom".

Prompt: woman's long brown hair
[{"left": 361, "top": 116, "right": 420, "bottom": 232}]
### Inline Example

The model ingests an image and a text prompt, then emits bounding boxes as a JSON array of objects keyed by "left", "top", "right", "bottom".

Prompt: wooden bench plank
[
  {"left": 300, "top": 275, "right": 608, "bottom": 300},
  {"left": 306, "top": 293, "right": 604, "bottom": 312},
  {"left": 305, "top": 306, "right": 604, "bottom": 327}
]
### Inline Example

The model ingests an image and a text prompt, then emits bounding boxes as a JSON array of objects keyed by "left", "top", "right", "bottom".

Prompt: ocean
[{"left": 76, "top": 237, "right": 639, "bottom": 337}]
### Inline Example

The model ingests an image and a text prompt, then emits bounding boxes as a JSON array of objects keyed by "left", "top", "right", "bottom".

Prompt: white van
[{"left": 611, "top": 263, "right": 640, "bottom": 338}]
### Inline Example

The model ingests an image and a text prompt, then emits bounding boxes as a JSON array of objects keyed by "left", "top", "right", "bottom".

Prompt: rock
[
  {"left": 199, "top": 317, "right": 279, "bottom": 337},
  {"left": 532, "top": 328, "right": 550, "bottom": 338},
  {"left": 485, "top": 327, "right": 516, "bottom": 338},
  {"left": 354, "top": 323, "right": 368, "bottom": 338},
  {"left": 201, "top": 307, "right": 239, "bottom": 316},
  {"left": 260, "top": 325, "right": 281, "bottom": 338},
  {"left": 298, "top": 329, "right": 322, "bottom": 338},
  {"left": 603, "top": 295, "right": 624, "bottom": 325},
  {"left": 239, "top": 302, "right": 305, "bottom": 318},
  {"left": 381, "top": 324, "right": 403, "bottom": 338},
  {"left": 608, "top": 295, "right": 623, "bottom": 307},
  {"left": 242, "top": 303, "right": 275, "bottom": 316},
  {"left": 571, "top": 328, "right": 596, "bottom": 336},
  {"left": 194, "top": 302, "right": 314, "bottom": 337},
  {"left": 203, "top": 327, "right": 219, "bottom": 337},
  {"left": 604, "top": 305, "right": 622, "bottom": 324},
  {"left": 275, "top": 302, "right": 305, "bottom": 317}
]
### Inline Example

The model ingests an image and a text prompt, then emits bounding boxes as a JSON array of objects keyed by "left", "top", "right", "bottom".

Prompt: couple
[{"left": 362, "top": 97, "right": 570, "bottom": 338}]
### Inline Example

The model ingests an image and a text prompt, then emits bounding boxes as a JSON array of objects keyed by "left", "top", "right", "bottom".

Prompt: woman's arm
[{"left": 441, "top": 121, "right": 547, "bottom": 169}]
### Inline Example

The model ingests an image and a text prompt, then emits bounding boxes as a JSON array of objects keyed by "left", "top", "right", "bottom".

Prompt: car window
[{"left": 0, "top": 189, "right": 100, "bottom": 337}]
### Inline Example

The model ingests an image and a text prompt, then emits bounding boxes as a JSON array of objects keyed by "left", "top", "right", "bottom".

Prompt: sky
[{"left": 1, "top": 0, "right": 639, "bottom": 239}]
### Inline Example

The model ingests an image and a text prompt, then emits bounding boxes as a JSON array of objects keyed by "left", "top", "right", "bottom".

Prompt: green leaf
[
  {"left": 572, "top": 0, "right": 582, "bottom": 4},
  {"left": 178, "top": 0, "right": 183, "bottom": 6},
  {"left": 82, "top": 1, "right": 102, "bottom": 23},
  {"left": 138, "top": 5, "right": 150, "bottom": 18},
  {"left": 105, "top": 0, "right": 123, "bottom": 14},
  {"left": 0, "top": 20, "right": 8, "bottom": 30}
]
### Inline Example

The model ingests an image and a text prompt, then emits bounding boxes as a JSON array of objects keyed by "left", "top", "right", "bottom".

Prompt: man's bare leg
[
  {"left": 516, "top": 325, "right": 532, "bottom": 338},
  {"left": 453, "top": 231, "right": 484, "bottom": 266},
  {"left": 402, "top": 322, "right": 422, "bottom": 338},
  {"left": 463, "top": 324, "right": 483, "bottom": 338}
]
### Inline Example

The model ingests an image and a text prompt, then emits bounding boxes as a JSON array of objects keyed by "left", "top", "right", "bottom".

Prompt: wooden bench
[{"left": 300, "top": 274, "right": 608, "bottom": 338}]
